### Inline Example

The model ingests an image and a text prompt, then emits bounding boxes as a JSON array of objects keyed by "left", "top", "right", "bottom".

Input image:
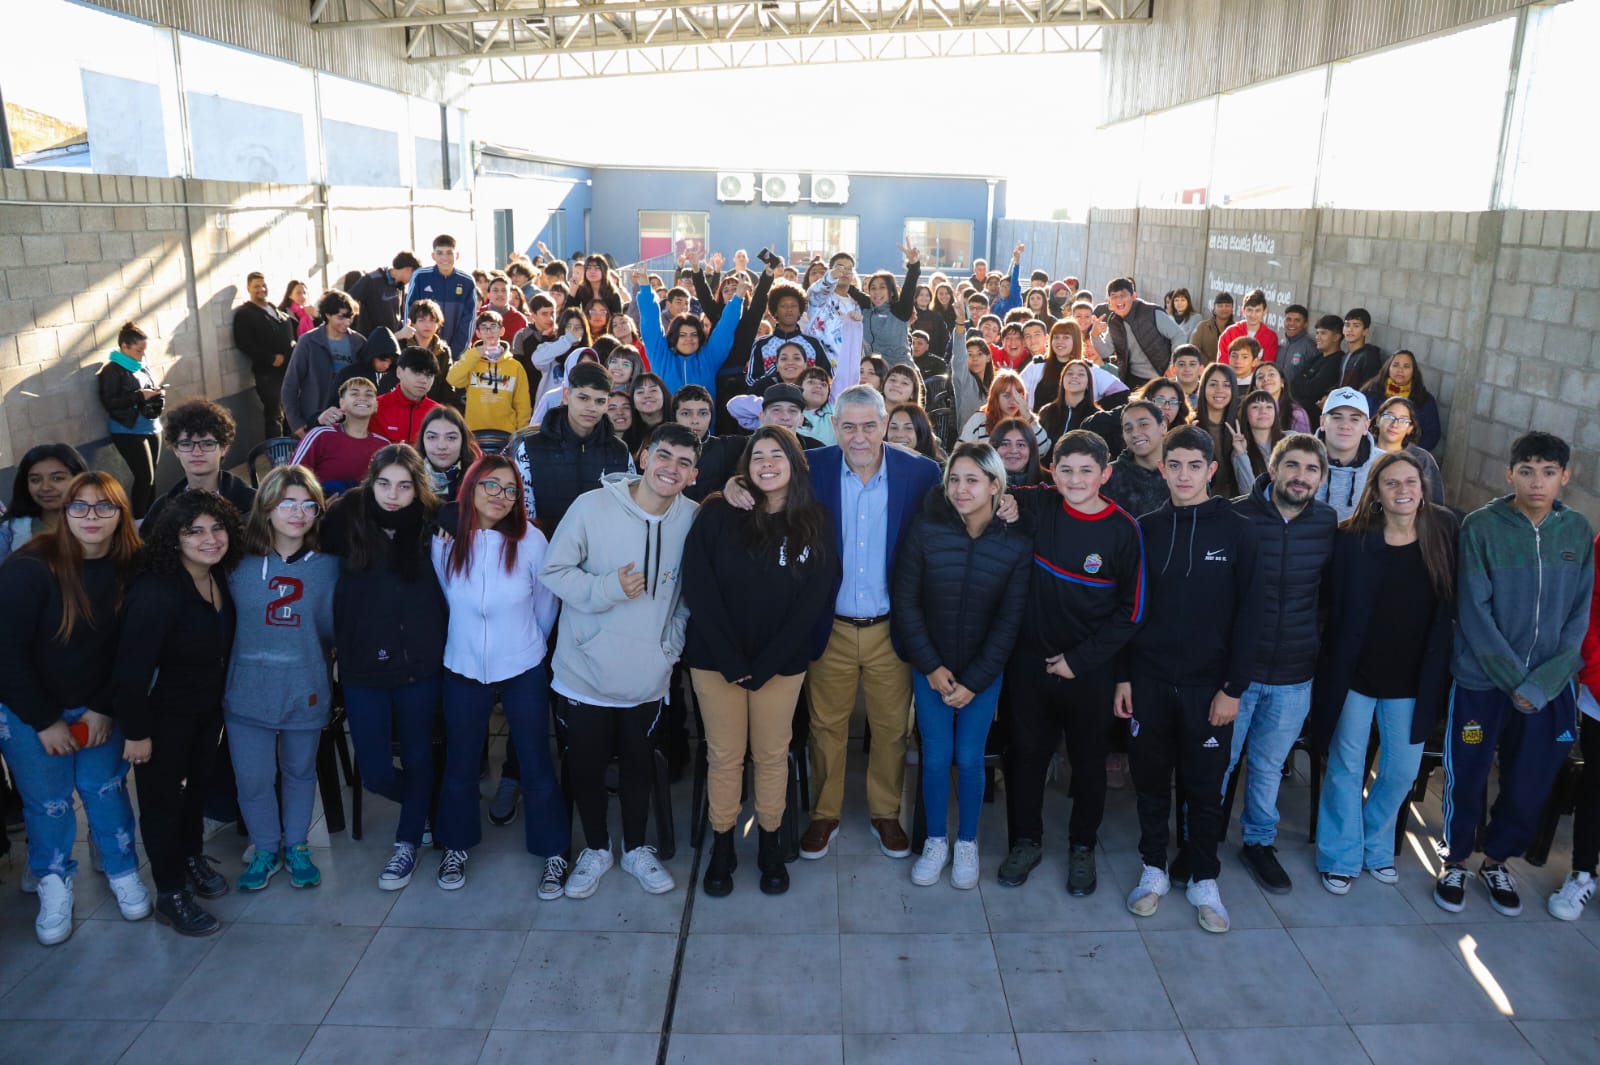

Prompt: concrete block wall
[
  {"left": 1472, "top": 210, "right": 1600, "bottom": 516},
  {"left": 1084, "top": 209, "right": 1139, "bottom": 293},
  {"left": 1132, "top": 208, "right": 1208, "bottom": 313},
  {"left": 992, "top": 219, "right": 1088, "bottom": 283},
  {"left": 0, "top": 169, "right": 478, "bottom": 496},
  {"left": 1202, "top": 209, "right": 1317, "bottom": 336}
]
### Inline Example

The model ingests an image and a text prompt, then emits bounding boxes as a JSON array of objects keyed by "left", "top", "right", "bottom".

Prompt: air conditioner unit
[
  {"left": 761, "top": 173, "right": 801, "bottom": 204},
  {"left": 716, "top": 172, "right": 756, "bottom": 203},
  {"left": 811, "top": 173, "right": 850, "bottom": 205}
]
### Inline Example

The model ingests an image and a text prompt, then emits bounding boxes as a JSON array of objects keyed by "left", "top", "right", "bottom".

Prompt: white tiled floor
[{"left": 3, "top": 719, "right": 1599, "bottom": 1065}]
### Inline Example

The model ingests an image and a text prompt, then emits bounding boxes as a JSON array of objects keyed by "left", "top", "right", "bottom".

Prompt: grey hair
[
  {"left": 944, "top": 441, "right": 1008, "bottom": 506},
  {"left": 835, "top": 383, "right": 887, "bottom": 420}
]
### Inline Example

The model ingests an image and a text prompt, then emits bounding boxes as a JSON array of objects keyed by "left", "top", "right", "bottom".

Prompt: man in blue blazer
[{"left": 750, "top": 384, "right": 943, "bottom": 861}]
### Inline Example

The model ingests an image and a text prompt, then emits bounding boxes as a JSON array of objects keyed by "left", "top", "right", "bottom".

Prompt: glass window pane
[
  {"left": 4, "top": 0, "right": 181, "bottom": 177},
  {"left": 1318, "top": 19, "right": 1515, "bottom": 210},
  {"left": 1092, "top": 118, "right": 1144, "bottom": 209},
  {"left": 640, "top": 210, "right": 672, "bottom": 261},
  {"left": 906, "top": 218, "right": 972, "bottom": 269},
  {"left": 1211, "top": 69, "right": 1325, "bottom": 209},
  {"left": 180, "top": 35, "right": 317, "bottom": 184},
  {"left": 1503, "top": 0, "right": 1600, "bottom": 209},
  {"left": 319, "top": 73, "right": 406, "bottom": 188},
  {"left": 789, "top": 216, "right": 858, "bottom": 262},
  {"left": 1139, "top": 100, "right": 1214, "bottom": 208}
]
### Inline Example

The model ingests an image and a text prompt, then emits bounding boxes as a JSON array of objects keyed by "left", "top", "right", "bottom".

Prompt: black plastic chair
[
  {"left": 924, "top": 373, "right": 952, "bottom": 411},
  {"left": 317, "top": 706, "right": 363, "bottom": 840},
  {"left": 907, "top": 732, "right": 1009, "bottom": 853},
  {"left": 1221, "top": 732, "right": 1324, "bottom": 843},
  {"left": 1526, "top": 750, "right": 1586, "bottom": 866},
  {"left": 929, "top": 407, "right": 957, "bottom": 453},
  {"left": 245, "top": 437, "right": 298, "bottom": 488},
  {"left": 473, "top": 429, "right": 512, "bottom": 455}
]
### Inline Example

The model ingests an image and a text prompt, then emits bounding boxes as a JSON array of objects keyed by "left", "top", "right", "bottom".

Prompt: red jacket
[
  {"left": 1217, "top": 321, "right": 1279, "bottom": 365},
  {"left": 1580, "top": 532, "right": 1600, "bottom": 699},
  {"left": 374, "top": 390, "right": 439, "bottom": 447}
]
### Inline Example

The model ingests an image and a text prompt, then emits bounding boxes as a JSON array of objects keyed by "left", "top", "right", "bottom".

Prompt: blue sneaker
[
  {"left": 285, "top": 843, "right": 321, "bottom": 889},
  {"left": 238, "top": 848, "right": 281, "bottom": 892},
  {"left": 379, "top": 843, "right": 417, "bottom": 891}
]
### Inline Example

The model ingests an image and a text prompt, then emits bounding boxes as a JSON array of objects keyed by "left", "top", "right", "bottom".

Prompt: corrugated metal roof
[
  {"left": 1101, "top": 0, "right": 1534, "bottom": 124},
  {"left": 79, "top": 0, "right": 470, "bottom": 101}
]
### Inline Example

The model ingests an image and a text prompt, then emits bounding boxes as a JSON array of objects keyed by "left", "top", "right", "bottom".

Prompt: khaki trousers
[
  {"left": 805, "top": 618, "right": 912, "bottom": 821},
  {"left": 691, "top": 669, "right": 806, "bottom": 833}
]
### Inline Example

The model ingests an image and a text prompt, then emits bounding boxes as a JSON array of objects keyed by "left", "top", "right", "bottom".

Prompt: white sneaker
[
  {"left": 108, "top": 870, "right": 152, "bottom": 920},
  {"left": 951, "top": 840, "right": 980, "bottom": 890},
  {"left": 1186, "top": 878, "right": 1231, "bottom": 933},
  {"left": 1548, "top": 871, "right": 1596, "bottom": 922},
  {"left": 564, "top": 847, "right": 614, "bottom": 899},
  {"left": 35, "top": 873, "right": 74, "bottom": 946},
  {"left": 621, "top": 846, "right": 675, "bottom": 895},
  {"left": 911, "top": 838, "right": 950, "bottom": 887},
  {"left": 1127, "top": 864, "right": 1170, "bottom": 917}
]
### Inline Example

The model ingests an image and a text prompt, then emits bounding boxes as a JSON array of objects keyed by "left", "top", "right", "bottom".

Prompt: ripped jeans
[{"left": 0, "top": 705, "right": 139, "bottom": 882}]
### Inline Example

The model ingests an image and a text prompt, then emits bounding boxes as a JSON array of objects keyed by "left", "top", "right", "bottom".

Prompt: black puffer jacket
[
  {"left": 891, "top": 490, "right": 1032, "bottom": 693},
  {"left": 1231, "top": 473, "right": 1337, "bottom": 684},
  {"left": 510, "top": 405, "right": 633, "bottom": 533}
]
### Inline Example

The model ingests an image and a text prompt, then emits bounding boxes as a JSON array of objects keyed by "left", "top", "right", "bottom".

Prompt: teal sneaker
[
  {"left": 238, "top": 848, "right": 282, "bottom": 892},
  {"left": 285, "top": 843, "right": 321, "bottom": 889}
]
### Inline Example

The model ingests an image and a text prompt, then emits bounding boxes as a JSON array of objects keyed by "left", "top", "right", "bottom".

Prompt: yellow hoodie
[{"left": 447, "top": 346, "right": 531, "bottom": 433}]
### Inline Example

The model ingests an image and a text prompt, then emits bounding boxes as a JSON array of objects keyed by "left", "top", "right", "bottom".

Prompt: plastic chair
[
  {"left": 929, "top": 407, "right": 957, "bottom": 452},
  {"left": 316, "top": 706, "right": 363, "bottom": 840},
  {"left": 245, "top": 437, "right": 298, "bottom": 488},
  {"left": 1526, "top": 751, "right": 1586, "bottom": 866},
  {"left": 1221, "top": 732, "right": 1324, "bottom": 843},
  {"left": 473, "top": 429, "right": 512, "bottom": 455}
]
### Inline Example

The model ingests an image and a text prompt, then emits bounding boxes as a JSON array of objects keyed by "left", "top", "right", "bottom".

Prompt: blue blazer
[{"left": 806, "top": 444, "right": 943, "bottom": 660}]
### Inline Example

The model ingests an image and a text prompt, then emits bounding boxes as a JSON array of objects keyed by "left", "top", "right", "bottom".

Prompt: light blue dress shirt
[{"left": 835, "top": 458, "right": 890, "bottom": 617}]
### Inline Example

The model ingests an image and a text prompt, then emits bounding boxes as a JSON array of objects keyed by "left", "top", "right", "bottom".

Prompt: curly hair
[
  {"left": 138, "top": 489, "right": 244, "bottom": 577},
  {"left": 160, "top": 398, "right": 237, "bottom": 449}
]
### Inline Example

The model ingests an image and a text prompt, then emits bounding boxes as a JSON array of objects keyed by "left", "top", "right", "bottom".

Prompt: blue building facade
[{"left": 474, "top": 146, "right": 1006, "bottom": 275}]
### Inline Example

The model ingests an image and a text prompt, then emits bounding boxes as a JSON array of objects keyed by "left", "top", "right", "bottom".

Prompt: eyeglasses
[
  {"left": 477, "top": 479, "right": 517, "bottom": 499},
  {"left": 1379, "top": 413, "right": 1414, "bottom": 426},
  {"left": 175, "top": 439, "right": 221, "bottom": 453},
  {"left": 274, "top": 500, "right": 321, "bottom": 516},
  {"left": 65, "top": 500, "right": 119, "bottom": 518},
  {"left": 1149, "top": 396, "right": 1182, "bottom": 409}
]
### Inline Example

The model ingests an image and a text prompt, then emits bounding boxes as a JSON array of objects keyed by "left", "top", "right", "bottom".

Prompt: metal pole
[
  {"left": 439, "top": 104, "right": 452, "bottom": 189},
  {"left": 1488, "top": 5, "right": 1532, "bottom": 210},
  {"left": 0, "top": 81, "right": 14, "bottom": 170}
]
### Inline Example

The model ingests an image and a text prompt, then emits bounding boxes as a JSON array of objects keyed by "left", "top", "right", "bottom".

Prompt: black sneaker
[
  {"left": 154, "top": 889, "right": 221, "bottom": 937},
  {"left": 997, "top": 840, "right": 1042, "bottom": 887},
  {"left": 1479, "top": 861, "right": 1522, "bottom": 917},
  {"left": 1434, "top": 864, "right": 1470, "bottom": 913},
  {"left": 1239, "top": 843, "right": 1292, "bottom": 894},
  {"left": 184, "top": 855, "right": 230, "bottom": 899},
  {"left": 1066, "top": 845, "right": 1097, "bottom": 897}
]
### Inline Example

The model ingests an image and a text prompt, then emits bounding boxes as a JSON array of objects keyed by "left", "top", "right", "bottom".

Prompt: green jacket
[{"left": 1453, "top": 495, "right": 1595, "bottom": 709}]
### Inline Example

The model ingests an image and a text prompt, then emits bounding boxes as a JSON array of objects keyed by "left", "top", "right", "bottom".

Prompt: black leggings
[
  {"left": 111, "top": 433, "right": 160, "bottom": 519},
  {"left": 558, "top": 696, "right": 660, "bottom": 852},
  {"left": 133, "top": 711, "right": 223, "bottom": 893},
  {"left": 1573, "top": 715, "right": 1600, "bottom": 875}
]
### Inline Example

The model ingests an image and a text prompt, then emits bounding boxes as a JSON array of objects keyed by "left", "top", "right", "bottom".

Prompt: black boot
[
  {"left": 185, "top": 855, "right": 229, "bottom": 899},
  {"left": 758, "top": 828, "right": 789, "bottom": 896},
  {"left": 154, "top": 889, "right": 221, "bottom": 937},
  {"left": 702, "top": 830, "right": 737, "bottom": 897}
]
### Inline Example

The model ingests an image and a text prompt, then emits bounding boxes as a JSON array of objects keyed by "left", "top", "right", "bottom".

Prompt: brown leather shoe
[
  {"left": 871, "top": 818, "right": 912, "bottom": 858},
  {"left": 800, "top": 819, "right": 840, "bottom": 860}
]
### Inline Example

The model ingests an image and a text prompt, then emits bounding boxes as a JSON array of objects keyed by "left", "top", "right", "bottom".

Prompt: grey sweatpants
[{"left": 227, "top": 717, "right": 322, "bottom": 853}]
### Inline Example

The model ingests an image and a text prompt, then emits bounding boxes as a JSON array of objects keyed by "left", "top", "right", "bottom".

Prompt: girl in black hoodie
[{"left": 321, "top": 444, "right": 448, "bottom": 892}]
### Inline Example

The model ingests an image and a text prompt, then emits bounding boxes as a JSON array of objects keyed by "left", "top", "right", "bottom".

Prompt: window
[
  {"left": 788, "top": 215, "right": 859, "bottom": 264},
  {"left": 1318, "top": 20, "right": 1515, "bottom": 210},
  {"left": 1211, "top": 69, "right": 1325, "bottom": 209},
  {"left": 4, "top": 0, "right": 182, "bottom": 177},
  {"left": 903, "top": 218, "right": 973, "bottom": 270},
  {"left": 639, "top": 210, "right": 708, "bottom": 264},
  {"left": 1502, "top": 0, "right": 1600, "bottom": 209},
  {"left": 1139, "top": 100, "right": 1215, "bottom": 208},
  {"left": 181, "top": 35, "right": 318, "bottom": 184},
  {"left": 493, "top": 210, "right": 515, "bottom": 267},
  {"left": 319, "top": 73, "right": 406, "bottom": 188}
]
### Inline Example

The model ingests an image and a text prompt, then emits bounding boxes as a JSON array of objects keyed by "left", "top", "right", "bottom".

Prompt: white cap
[{"left": 1322, "top": 386, "right": 1369, "bottom": 416}]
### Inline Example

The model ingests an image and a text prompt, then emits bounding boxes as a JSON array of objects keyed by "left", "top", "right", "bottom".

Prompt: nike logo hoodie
[{"left": 1123, "top": 496, "right": 1263, "bottom": 697}]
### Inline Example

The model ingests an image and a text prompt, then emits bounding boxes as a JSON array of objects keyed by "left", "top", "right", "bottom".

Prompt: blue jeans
[
  {"left": 438, "top": 665, "right": 568, "bottom": 857},
  {"left": 227, "top": 717, "right": 322, "bottom": 853},
  {"left": 1222, "top": 679, "right": 1313, "bottom": 846},
  {"left": 1316, "top": 691, "right": 1423, "bottom": 876},
  {"left": 913, "top": 673, "right": 1001, "bottom": 842},
  {"left": 345, "top": 677, "right": 440, "bottom": 847},
  {"left": 0, "top": 704, "right": 138, "bottom": 881}
]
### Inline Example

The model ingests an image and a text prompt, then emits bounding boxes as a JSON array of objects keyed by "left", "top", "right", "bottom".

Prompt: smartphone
[
  {"left": 757, "top": 247, "right": 776, "bottom": 267},
  {"left": 68, "top": 721, "right": 90, "bottom": 748}
]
